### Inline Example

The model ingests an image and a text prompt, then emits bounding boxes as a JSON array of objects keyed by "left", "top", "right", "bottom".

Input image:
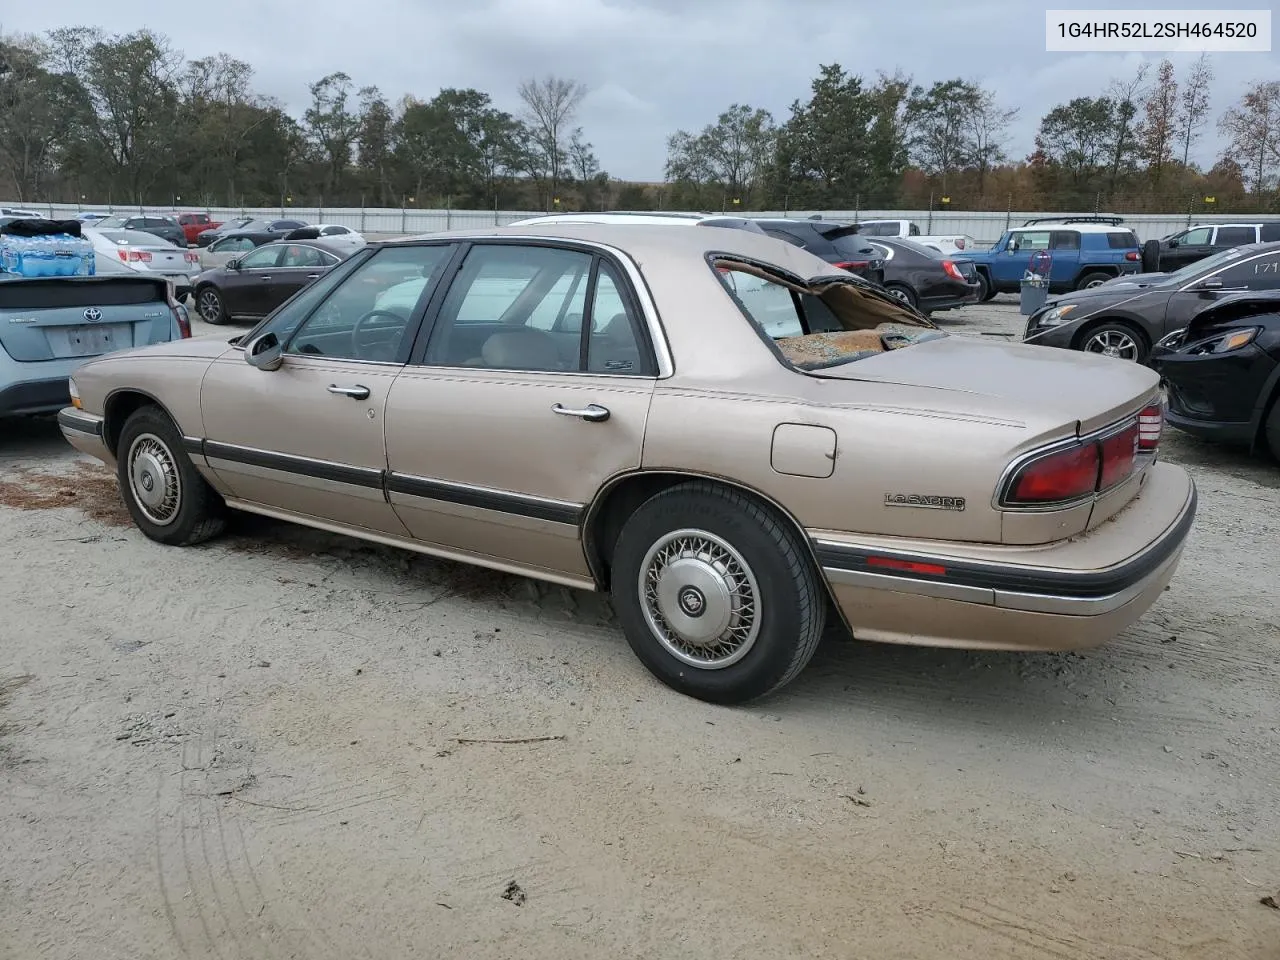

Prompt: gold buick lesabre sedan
[{"left": 58, "top": 224, "right": 1196, "bottom": 703}]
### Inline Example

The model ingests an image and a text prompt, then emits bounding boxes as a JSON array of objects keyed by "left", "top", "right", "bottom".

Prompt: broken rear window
[{"left": 712, "top": 258, "right": 941, "bottom": 370}]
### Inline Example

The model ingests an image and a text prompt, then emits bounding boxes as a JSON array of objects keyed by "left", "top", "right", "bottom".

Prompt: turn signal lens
[{"left": 1099, "top": 424, "right": 1139, "bottom": 489}]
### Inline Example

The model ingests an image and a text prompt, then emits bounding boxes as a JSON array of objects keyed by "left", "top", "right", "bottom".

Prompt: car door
[
  {"left": 1049, "top": 230, "right": 1082, "bottom": 286},
  {"left": 263, "top": 244, "right": 339, "bottom": 311},
  {"left": 198, "top": 243, "right": 458, "bottom": 535},
  {"left": 1168, "top": 226, "right": 1213, "bottom": 269},
  {"left": 1162, "top": 250, "right": 1280, "bottom": 334},
  {"left": 219, "top": 244, "right": 285, "bottom": 317},
  {"left": 383, "top": 242, "right": 657, "bottom": 582},
  {"left": 992, "top": 230, "right": 1048, "bottom": 285}
]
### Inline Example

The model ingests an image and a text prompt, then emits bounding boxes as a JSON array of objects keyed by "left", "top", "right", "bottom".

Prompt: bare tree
[
  {"left": 1175, "top": 53, "right": 1213, "bottom": 168},
  {"left": 966, "top": 87, "right": 1018, "bottom": 198},
  {"left": 1104, "top": 63, "right": 1149, "bottom": 193},
  {"left": 517, "top": 75, "right": 587, "bottom": 206},
  {"left": 1218, "top": 80, "right": 1280, "bottom": 193}
]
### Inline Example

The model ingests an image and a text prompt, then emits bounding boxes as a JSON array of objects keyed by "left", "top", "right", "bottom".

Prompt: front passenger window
[{"left": 284, "top": 244, "right": 454, "bottom": 362}]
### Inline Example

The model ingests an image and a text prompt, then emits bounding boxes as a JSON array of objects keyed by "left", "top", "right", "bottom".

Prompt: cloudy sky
[{"left": 4, "top": 0, "right": 1276, "bottom": 180}]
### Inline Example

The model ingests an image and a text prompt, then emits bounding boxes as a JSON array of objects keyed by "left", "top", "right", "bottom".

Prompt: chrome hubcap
[
  {"left": 1085, "top": 278, "right": 1106, "bottom": 288},
  {"left": 639, "top": 529, "right": 761, "bottom": 669},
  {"left": 198, "top": 291, "right": 220, "bottom": 321},
  {"left": 1084, "top": 330, "right": 1139, "bottom": 361},
  {"left": 127, "top": 433, "right": 181, "bottom": 526},
  {"left": 888, "top": 288, "right": 910, "bottom": 303}
]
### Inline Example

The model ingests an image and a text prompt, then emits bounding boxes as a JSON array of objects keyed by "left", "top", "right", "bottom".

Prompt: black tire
[
  {"left": 609, "top": 481, "right": 826, "bottom": 704},
  {"left": 884, "top": 283, "right": 918, "bottom": 309},
  {"left": 1141, "top": 239, "right": 1161, "bottom": 273},
  {"left": 1076, "top": 271, "right": 1113, "bottom": 291},
  {"left": 195, "top": 285, "right": 227, "bottom": 325},
  {"left": 1264, "top": 394, "right": 1280, "bottom": 461},
  {"left": 976, "top": 271, "right": 996, "bottom": 302},
  {"left": 116, "top": 406, "right": 226, "bottom": 546},
  {"left": 1075, "top": 321, "right": 1148, "bottom": 363}
]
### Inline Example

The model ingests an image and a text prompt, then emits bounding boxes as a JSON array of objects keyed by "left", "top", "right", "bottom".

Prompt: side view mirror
[
  {"left": 1167, "top": 238, "right": 1180, "bottom": 248},
  {"left": 1197, "top": 278, "right": 1224, "bottom": 294},
  {"left": 226, "top": 258, "right": 240, "bottom": 270},
  {"left": 243, "top": 331, "right": 283, "bottom": 371}
]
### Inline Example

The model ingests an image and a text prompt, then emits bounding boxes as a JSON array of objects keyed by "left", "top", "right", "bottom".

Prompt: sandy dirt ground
[{"left": 1, "top": 298, "right": 1278, "bottom": 960}]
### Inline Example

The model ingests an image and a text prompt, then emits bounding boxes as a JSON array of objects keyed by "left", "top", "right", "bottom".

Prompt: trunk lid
[
  {"left": 808, "top": 333, "right": 1161, "bottom": 436},
  {"left": 0, "top": 277, "right": 173, "bottom": 361}
]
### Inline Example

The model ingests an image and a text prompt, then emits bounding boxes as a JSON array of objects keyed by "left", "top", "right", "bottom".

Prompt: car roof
[
  {"left": 1012, "top": 223, "right": 1135, "bottom": 234},
  {"left": 264, "top": 237, "right": 353, "bottom": 256},
  {"left": 510, "top": 212, "right": 712, "bottom": 225},
  {"left": 393, "top": 222, "right": 856, "bottom": 277}
]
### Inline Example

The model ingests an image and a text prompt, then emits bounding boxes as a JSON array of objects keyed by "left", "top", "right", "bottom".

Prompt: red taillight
[
  {"left": 1138, "top": 403, "right": 1162, "bottom": 451},
  {"left": 1009, "top": 444, "right": 1100, "bottom": 504},
  {"left": 184, "top": 251, "right": 199, "bottom": 263},
  {"left": 833, "top": 260, "right": 868, "bottom": 271},
  {"left": 117, "top": 249, "right": 152, "bottom": 263},
  {"left": 942, "top": 259, "right": 965, "bottom": 281},
  {"left": 1099, "top": 423, "right": 1139, "bottom": 489},
  {"left": 172, "top": 303, "right": 191, "bottom": 339},
  {"left": 1125, "top": 251, "right": 1140, "bottom": 261}
]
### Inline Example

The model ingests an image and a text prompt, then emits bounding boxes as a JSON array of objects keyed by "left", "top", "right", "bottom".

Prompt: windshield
[{"left": 96, "top": 229, "right": 173, "bottom": 246}]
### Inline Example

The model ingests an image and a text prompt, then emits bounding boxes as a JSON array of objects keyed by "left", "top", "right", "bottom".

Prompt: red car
[{"left": 174, "top": 212, "right": 222, "bottom": 245}]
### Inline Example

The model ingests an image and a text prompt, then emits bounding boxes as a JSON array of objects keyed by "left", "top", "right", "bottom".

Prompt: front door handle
[
  {"left": 259, "top": 276, "right": 272, "bottom": 281},
  {"left": 328, "top": 384, "right": 371, "bottom": 400},
  {"left": 551, "top": 402, "right": 610, "bottom": 422},
  {"left": 305, "top": 274, "right": 320, "bottom": 280}
]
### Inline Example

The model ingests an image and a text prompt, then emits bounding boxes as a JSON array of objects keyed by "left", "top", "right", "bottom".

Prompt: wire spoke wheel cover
[
  {"left": 127, "top": 433, "right": 183, "bottom": 526},
  {"left": 1083, "top": 329, "right": 1139, "bottom": 360},
  {"left": 639, "top": 528, "right": 762, "bottom": 669}
]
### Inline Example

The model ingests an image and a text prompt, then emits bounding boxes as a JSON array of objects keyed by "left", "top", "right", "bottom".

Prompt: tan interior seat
[
  {"left": 477, "top": 327, "right": 564, "bottom": 370},
  {"left": 589, "top": 313, "right": 642, "bottom": 373}
]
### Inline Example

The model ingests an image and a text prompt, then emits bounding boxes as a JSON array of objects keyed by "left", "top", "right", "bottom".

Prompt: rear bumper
[
  {"left": 812, "top": 462, "right": 1196, "bottom": 651},
  {"left": 0, "top": 377, "right": 72, "bottom": 417},
  {"left": 57, "top": 407, "right": 113, "bottom": 463},
  {"left": 921, "top": 283, "right": 981, "bottom": 312}
]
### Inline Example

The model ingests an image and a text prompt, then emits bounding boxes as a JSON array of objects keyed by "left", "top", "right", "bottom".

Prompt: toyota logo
[{"left": 83, "top": 308, "right": 102, "bottom": 322}]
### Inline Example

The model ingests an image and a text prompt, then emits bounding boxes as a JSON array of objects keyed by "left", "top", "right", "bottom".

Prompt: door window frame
[{"left": 405, "top": 239, "right": 660, "bottom": 379}]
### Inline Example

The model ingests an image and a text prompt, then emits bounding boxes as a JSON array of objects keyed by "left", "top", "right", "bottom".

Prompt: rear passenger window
[
  {"left": 763, "top": 229, "right": 807, "bottom": 247},
  {"left": 1215, "top": 227, "right": 1256, "bottom": 247},
  {"left": 1105, "top": 231, "right": 1139, "bottom": 248},
  {"left": 1260, "top": 223, "right": 1280, "bottom": 242},
  {"left": 587, "top": 263, "right": 646, "bottom": 374},
  {"left": 1051, "top": 231, "right": 1080, "bottom": 250}
]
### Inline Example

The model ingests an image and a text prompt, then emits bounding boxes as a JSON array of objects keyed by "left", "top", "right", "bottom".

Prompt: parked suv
[
  {"left": 1143, "top": 222, "right": 1280, "bottom": 273},
  {"left": 965, "top": 217, "right": 1142, "bottom": 301}
]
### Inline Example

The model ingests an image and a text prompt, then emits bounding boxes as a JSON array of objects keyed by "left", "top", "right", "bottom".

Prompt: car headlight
[
  {"left": 1156, "top": 327, "right": 1185, "bottom": 349},
  {"left": 1035, "top": 304, "right": 1078, "bottom": 326},
  {"left": 1184, "top": 327, "right": 1260, "bottom": 355}
]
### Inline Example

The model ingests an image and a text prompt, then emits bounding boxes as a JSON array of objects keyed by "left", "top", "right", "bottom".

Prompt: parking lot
[{"left": 1, "top": 297, "right": 1277, "bottom": 959}]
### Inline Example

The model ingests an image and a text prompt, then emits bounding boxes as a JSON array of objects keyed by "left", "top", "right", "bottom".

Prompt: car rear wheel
[
  {"left": 1076, "top": 271, "right": 1112, "bottom": 290},
  {"left": 116, "top": 407, "right": 226, "bottom": 546},
  {"left": 1078, "top": 322, "right": 1147, "bottom": 363},
  {"left": 884, "top": 283, "right": 918, "bottom": 309},
  {"left": 609, "top": 481, "right": 825, "bottom": 704},
  {"left": 976, "top": 271, "right": 996, "bottom": 302},
  {"left": 196, "top": 286, "right": 227, "bottom": 325}
]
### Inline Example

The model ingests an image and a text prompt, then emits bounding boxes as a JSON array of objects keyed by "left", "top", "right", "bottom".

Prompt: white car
[
  {"left": 84, "top": 228, "right": 200, "bottom": 295},
  {"left": 850, "top": 218, "right": 973, "bottom": 255},
  {"left": 285, "top": 223, "right": 367, "bottom": 248},
  {"left": 509, "top": 212, "right": 768, "bottom": 231}
]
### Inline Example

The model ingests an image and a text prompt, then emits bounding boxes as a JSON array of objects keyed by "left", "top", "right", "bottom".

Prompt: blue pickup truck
[
  {"left": 966, "top": 217, "right": 1143, "bottom": 301},
  {"left": 0, "top": 275, "right": 191, "bottom": 418}
]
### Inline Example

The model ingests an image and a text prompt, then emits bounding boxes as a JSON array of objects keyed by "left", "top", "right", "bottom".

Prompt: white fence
[{"left": 4, "top": 200, "right": 1268, "bottom": 245}]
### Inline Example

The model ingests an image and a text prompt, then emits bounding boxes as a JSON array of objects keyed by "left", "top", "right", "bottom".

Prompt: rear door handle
[
  {"left": 305, "top": 274, "right": 320, "bottom": 280},
  {"left": 259, "top": 276, "right": 272, "bottom": 281},
  {"left": 328, "top": 384, "right": 370, "bottom": 400},
  {"left": 551, "top": 402, "right": 610, "bottom": 422}
]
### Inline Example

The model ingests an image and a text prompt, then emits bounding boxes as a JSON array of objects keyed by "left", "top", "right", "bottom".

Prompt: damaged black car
[{"left": 1149, "top": 291, "right": 1280, "bottom": 457}]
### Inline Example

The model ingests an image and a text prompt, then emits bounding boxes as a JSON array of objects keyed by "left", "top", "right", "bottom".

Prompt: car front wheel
[
  {"left": 1078, "top": 322, "right": 1147, "bottom": 363},
  {"left": 976, "top": 271, "right": 996, "bottom": 302},
  {"left": 196, "top": 286, "right": 227, "bottom": 325},
  {"left": 116, "top": 406, "right": 226, "bottom": 545},
  {"left": 1076, "top": 271, "right": 1113, "bottom": 290},
  {"left": 610, "top": 482, "right": 825, "bottom": 704}
]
